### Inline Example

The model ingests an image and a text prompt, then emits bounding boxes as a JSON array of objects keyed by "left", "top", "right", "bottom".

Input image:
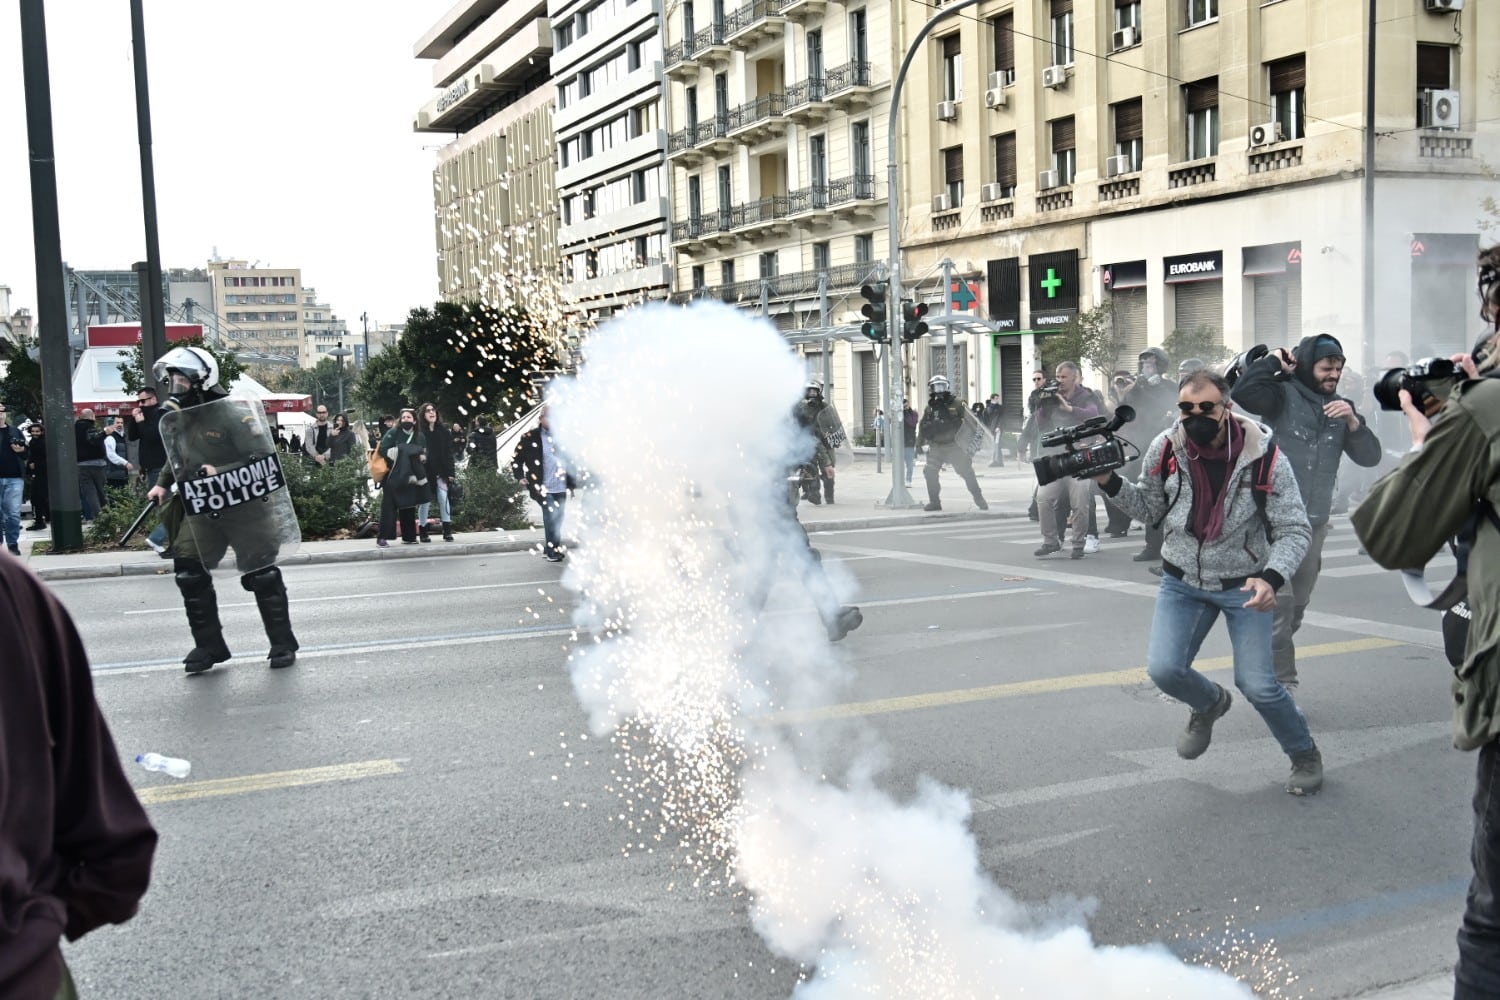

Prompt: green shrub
[
  {"left": 854, "top": 430, "right": 877, "bottom": 447},
  {"left": 280, "top": 455, "right": 374, "bottom": 539},
  {"left": 86, "top": 481, "right": 157, "bottom": 549},
  {"left": 451, "top": 464, "right": 531, "bottom": 532}
]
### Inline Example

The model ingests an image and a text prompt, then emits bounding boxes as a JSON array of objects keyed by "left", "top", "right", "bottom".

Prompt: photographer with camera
[
  {"left": 1231, "top": 334, "right": 1382, "bottom": 689},
  {"left": 1110, "top": 347, "right": 1179, "bottom": 563},
  {"left": 916, "top": 375, "right": 988, "bottom": 512},
  {"left": 1094, "top": 369, "right": 1322, "bottom": 794},
  {"left": 1033, "top": 362, "right": 1101, "bottom": 558},
  {"left": 1352, "top": 246, "right": 1500, "bottom": 998}
]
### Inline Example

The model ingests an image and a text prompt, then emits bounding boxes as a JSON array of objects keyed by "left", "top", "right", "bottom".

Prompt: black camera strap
[
  {"left": 1153, "top": 441, "right": 1278, "bottom": 530},
  {"left": 1399, "top": 498, "right": 1500, "bottom": 612}
]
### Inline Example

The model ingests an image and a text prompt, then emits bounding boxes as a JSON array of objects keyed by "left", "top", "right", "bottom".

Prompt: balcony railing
[
  {"left": 671, "top": 216, "right": 711, "bottom": 243},
  {"left": 785, "top": 77, "right": 827, "bottom": 111},
  {"left": 724, "top": 0, "right": 784, "bottom": 39},
  {"left": 667, "top": 127, "right": 696, "bottom": 153},
  {"left": 828, "top": 173, "right": 876, "bottom": 205},
  {"left": 669, "top": 261, "right": 887, "bottom": 305},
  {"left": 824, "top": 61, "right": 873, "bottom": 96},
  {"left": 726, "top": 93, "right": 786, "bottom": 132},
  {"left": 694, "top": 114, "right": 729, "bottom": 145},
  {"left": 693, "top": 21, "right": 727, "bottom": 51}
]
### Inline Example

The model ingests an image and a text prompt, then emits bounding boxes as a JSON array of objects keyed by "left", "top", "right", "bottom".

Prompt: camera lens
[{"left": 1372, "top": 368, "right": 1409, "bottom": 412}]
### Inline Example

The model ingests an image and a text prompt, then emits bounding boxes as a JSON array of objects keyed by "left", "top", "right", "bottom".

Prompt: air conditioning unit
[
  {"left": 980, "top": 182, "right": 1005, "bottom": 202},
  {"left": 1112, "top": 26, "right": 1137, "bottom": 51},
  {"left": 984, "top": 88, "right": 1007, "bottom": 109},
  {"left": 1104, "top": 155, "right": 1132, "bottom": 178},
  {"left": 1042, "top": 65, "right": 1068, "bottom": 89},
  {"left": 935, "top": 100, "right": 958, "bottom": 121},
  {"left": 1424, "top": 0, "right": 1462, "bottom": 11},
  {"left": 987, "top": 70, "right": 1008, "bottom": 91},
  {"left": 1425, "top": 88, "right": 1461, "bottom": 129},
  {"left": 1249, "top": 121, "right": 1284, "bottom": 147},
  {"left": 1038, "top": 169, "right": 1059, "bottom": 191},
  {"left": 932, "top": 193, "right": 953, "bottom": 213}
]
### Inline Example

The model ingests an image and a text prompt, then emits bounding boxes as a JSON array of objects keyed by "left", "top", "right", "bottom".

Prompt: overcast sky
[{"left": 0, "top": 1, "right": 444, "bottom": 331}]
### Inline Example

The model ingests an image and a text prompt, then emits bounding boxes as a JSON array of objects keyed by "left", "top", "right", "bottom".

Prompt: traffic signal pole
[{"left": 885, "top": 0, "right": 987, "bottom": 508}]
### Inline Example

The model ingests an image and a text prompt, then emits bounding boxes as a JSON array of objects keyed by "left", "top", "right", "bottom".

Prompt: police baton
[{"left": 118, "top": 499, "right": 157, "bottom": 548}]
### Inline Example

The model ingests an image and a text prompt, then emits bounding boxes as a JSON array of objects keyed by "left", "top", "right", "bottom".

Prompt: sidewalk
[
  {"left": 15, "top": 452, "right": 1042, "bottom": 581},
  {"left": 1356, "top": 975, "right": 1452, "bottom": 999}
]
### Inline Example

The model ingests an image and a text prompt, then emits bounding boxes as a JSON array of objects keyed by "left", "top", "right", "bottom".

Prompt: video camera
[
  {"left": 1036, "top": 378, "right": 1062, "bottom": 403},
  {"left": 1373, "top": 357, "right": 1463, "bottom": 412},
  {"left": 1033, "top": 406, "right": 1138, "bottom": 486}
]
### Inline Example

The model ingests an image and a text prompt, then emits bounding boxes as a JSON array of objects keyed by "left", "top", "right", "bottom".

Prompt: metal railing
[
  {"left": 668, "top": 260, "right": 886, "bottom": 304},
  {"left": 693, "top": 114, "right": 729, "bottom": 145},
  {"left": 785, "top": 76, "right": 827, "bottom": 110},
  {"left": 667, "top": 126, "right": 696, "bottom": 153},
  {"left": 724, "top": 0, "right": 784, "bottom": 38},
  {"left": 726, "top": 93, "right": 786, "bottom": 132},
  {"left": 825, "top": 60, "right": 872, "bottom": 96}
]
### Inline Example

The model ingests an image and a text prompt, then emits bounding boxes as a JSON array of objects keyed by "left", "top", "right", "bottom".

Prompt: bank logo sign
[
  {"left": 1028, "top": 250, "right": 1080, "bottom": 329},
  {"left": 1163, "top": 250, "right": 1224, "bottom": 284}
]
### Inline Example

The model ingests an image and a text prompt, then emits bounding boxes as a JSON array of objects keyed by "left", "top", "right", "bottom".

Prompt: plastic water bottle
[{"left": 135, "top": 753, "right": 191, "bottom": 779}]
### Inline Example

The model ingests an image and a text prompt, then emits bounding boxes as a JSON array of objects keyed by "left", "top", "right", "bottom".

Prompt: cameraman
[
  {"left": 1094, "top": 369, "right": 1321, "bottom": 795},
  {"left": 1034, "top": 361, "right": 1100, "bottom": 559},
  {"left": 1231, "top": 333, "right": 1381, "bottom": 688},
  {"left": 1110, "top": 347, "right": 1179, "bottom": 563},
  {"left": 1352, "top": 245, "right": 1500, "bottom": 998}
]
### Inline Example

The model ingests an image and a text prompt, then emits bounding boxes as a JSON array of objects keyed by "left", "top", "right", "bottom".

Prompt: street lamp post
[
  {"left": 359, "top": 312, "right": 369, "bottom": 368},
  {"left": 328, "top": 342, "right": 352, "bottom": 414}
]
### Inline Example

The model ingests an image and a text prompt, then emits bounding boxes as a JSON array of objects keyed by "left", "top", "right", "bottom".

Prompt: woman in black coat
[{"left": 416, "top": 403, "right": 456, "bottom": 541}]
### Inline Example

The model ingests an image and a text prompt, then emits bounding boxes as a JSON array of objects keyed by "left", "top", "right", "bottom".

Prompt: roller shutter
[
  {"left": 860, "top": 351, "right": 880, "bottom": 433},
  {"left": 1112, "top": 287, "right": 1148, "bottom": 358},
  {"left": 1174, "top": 281, "right": 1222, "bottom": 339}
]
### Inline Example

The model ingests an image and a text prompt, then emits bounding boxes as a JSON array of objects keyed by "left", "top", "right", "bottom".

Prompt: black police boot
[
  {"left": 175, "top": 560, "right": 231, "bottom": 674},
  {"left": 242, "top": 565, "right": 299, "bottom": 669},
  {"left": 826, "top": 606, "right": 864, "bottom": 642}
]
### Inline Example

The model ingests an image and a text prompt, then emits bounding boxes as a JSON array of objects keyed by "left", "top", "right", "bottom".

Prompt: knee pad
[
  {"left": 173, "top": 560, "right": 213, "bottom": 597},
  {"left": 240, "top": 564, "right": 284, "bottom": 594}
]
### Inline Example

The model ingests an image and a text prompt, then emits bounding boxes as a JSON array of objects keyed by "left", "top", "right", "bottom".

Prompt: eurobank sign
[
  {"left": 1164, "top": 250, "right": 1223, "bottom": 283},
  {"left": 1028, "top": 250, "right": 1080, "bottom": 329}
]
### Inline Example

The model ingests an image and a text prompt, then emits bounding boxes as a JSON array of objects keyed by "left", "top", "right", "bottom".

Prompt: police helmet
[
  {"left": 152, "top": 346, "right": 220, "bottom": 391},
  {"left": 928, "top": 374, "right": 951, "bottom": 395}
]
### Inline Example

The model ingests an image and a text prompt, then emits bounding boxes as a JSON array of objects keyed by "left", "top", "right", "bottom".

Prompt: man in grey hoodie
[{"left": 1095, "top": 369, "right": 1323, "bottom": 795}]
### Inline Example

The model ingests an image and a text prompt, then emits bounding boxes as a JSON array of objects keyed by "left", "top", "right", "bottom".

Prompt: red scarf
[{"left": 1184, "top": 416, "right": 1244, "bottom": 542}]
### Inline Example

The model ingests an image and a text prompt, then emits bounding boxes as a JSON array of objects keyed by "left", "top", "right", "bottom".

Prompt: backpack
[{"left": 1151, "top": 439, "right": 1278, "bottom": 529}]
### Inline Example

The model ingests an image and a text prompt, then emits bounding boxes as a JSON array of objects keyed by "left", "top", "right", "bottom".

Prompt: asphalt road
[{"left": 51, "top": 513, "right": 1470, "bottom": 999}]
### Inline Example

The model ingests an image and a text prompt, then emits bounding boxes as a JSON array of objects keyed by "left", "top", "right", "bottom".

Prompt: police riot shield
[
  {"left": 957, "top": 406, "right": 996, "bottom": 459},
  {"left": 814, "top": 402, "right": 855, "bottom": 460},
  {"left": 159, "top": 396, "right": 301, "bottom": 576}
]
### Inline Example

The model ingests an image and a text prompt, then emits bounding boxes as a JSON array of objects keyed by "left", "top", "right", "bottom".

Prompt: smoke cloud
[{"left": 548, "top": 302, "right": 1256, "bottom": 998}]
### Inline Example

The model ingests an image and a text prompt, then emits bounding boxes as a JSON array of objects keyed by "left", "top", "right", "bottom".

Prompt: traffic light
[
  {"left": 859, "top": 283, "right": 888, "bottom": 342},
  {"left": 901, "top": 300, "right": 930, "bottom": 343}
]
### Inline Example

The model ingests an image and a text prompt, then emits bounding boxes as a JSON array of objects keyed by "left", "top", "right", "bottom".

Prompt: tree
[
  {"left": 118, "top": 336, "right": 246, "bottom": 396},
  {"left": 261, "top": 357, "right": 356, "bottom": 413},
  {"left": 353, "top": 347, "right": 411, "bottom": 419},
  {"left": 397, "top": 300, "right": 559, "bottom": 424},
  {"left": 1036, "top": 305, "right": 1124, "bottom": 378},
  {"left": 0, "top": 341, "right": 43, "bottom": 422},
  {"left": 1162, "top": 325, "right": 1233, "bottom": 368}
]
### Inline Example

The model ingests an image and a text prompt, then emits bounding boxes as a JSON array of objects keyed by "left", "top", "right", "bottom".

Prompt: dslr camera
[
  {"left": 1036, "top": 378, "right": 1063, "bottom": 404},
  {"left": 1033, "top": 406, "right": 1138, "bottom": 486},
  {"left": 1372, "top": 357, "right": 1463, "bottom": 412}
]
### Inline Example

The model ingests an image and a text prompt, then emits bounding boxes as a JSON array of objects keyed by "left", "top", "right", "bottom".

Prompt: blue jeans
[
  {"left": 541, "top": 492, "right": 566, "bottom": 558},
  {"left": 1147, "top": 573, "right": 1314, "bottom": 756},
  {"left": 0, "top": 476, "right": 22, "bottom": 546},
  {"left": 417, "top": 478, "right": 451, "bottom": 525}
]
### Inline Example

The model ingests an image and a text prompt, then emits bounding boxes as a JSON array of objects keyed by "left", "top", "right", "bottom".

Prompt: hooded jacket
[
  {"left": 1122, "top": 347, "right": 1179, "bottom": 442},
  {"left": 1230, "top": 334, "right": 1382, "bottom": 526},
  {"left": 1103, "top": 412, "right": 1312, "bottom": 591}
]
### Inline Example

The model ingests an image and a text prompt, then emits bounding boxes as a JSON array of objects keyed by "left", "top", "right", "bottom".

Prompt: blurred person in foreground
[
  {"left": 1353, "top": 245, "right": 1500, "bottom": 999},
  {"left": 0, "top": 557, "right": 157, "bottom": 999}
]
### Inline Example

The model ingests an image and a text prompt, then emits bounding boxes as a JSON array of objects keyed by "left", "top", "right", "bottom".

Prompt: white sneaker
[{"left": 1083, "top": 534, "right": 1100, "bottom": 554}]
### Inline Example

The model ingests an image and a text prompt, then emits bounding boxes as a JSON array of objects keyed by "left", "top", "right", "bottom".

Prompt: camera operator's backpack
[{"left": 1152, "top": 440, "right": 1279, "bottom": 528}]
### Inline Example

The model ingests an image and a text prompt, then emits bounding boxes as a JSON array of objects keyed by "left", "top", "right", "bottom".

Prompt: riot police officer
[
  {"left": 792, "top": 378, "right": 836, "bottom": 505},
  {"left": 146, "top": 347, "right": 300, "bottom": 673},
  {"left": 917, "top": 375, "right": 988, "bottom": 512}
]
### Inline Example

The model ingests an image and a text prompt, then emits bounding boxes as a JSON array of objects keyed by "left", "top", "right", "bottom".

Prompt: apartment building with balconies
[
  {"left": 661, "top": 0, "right": 894, "bottom": 432},
  {"left": 895, "top": 0, "right": 1497, "bottom": 424},
  {"left": 553, "top": 0, "right": 671, "bottom": 319},
  {"left": 415, "top": 0, "right": 559, "bottom": 305}
]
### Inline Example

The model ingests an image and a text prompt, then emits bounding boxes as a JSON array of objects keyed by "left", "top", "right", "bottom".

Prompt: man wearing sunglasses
[
  {"left": 1094, "top": 370, "right": 1322, "bottom": 795},
  {"left": 1231, "top": 333, "right": 1382, "bottom": 690}
]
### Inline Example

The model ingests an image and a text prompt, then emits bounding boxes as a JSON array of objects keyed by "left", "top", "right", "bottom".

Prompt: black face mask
[
  {"left": 400, "top": 422, "right": 414, "bottom": 432},
  {"left": 1182, "top": 415, "right": 1221, "bottom": 446}
]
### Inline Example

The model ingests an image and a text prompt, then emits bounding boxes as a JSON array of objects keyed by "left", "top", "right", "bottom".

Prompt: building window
[
  {"left": 1416, "top": 43, "right": 1454, "bottom": 126},
  {"left": 721, "top": 260, "right": 736, "bottom": 285},
  {"left": 691, "top": 265, "right": 706, "bottom": 289},
  {"left": 1115, "top": 0, "right": 1141, "bottom": 31},
  {"left": 943, "top": 144, "right": 964, "bottom": 205},
  {"left": 851, "top": 120, "right": 872, "bottom": 180},
  {"left": 1113, "top": 98, "right": 1143, "bottom": 171},
  {"left": 849, "top": 8, "right": 868, "bottom": 66},
  {"left": 759, "top": 251, "right": 778, "bottom": 279},
  {"left": 1051, "top": 116, "right": 1075, "bottom": 184},
  {"left": 1267, "top": 55, "right": 1305, "bottom": 140},
  {"left": 855, "top": 234, "right": 874, "bottom": 263},
  {"left": 1050, "top": 0, "right": 1074, "bottom": 67},
  {"left": 940, "top": 33, "right": 961, "bottom": 102},
  {"left": 555, "top": 21, "right": 574, "bottom": 49},
  {"left": 1184, "top": 76, "right": 1219, "bottom": 160},
  {"left": 990, "top": 13, "right": 1015, "bottom": 86},
  {"left": 812, "top": 241, "right": 831, "bottom": 272},
  {"left": 992, "top": 131, "right": 1016, "bottom": 197},
  {"left": 1186, "top": 0, "right": 1217, "bottom": 27}
]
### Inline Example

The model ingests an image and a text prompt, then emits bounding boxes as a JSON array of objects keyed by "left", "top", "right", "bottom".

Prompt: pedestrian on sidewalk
[
  {"left": 73, "top": 409, "right": 107, "bottom": 522},
  {"left": 982, "top": 393, "right": 1006, "bottom": 467},
  {"left": 0, "top": 557, "right": 158, "bottom": 1000},
  {"left": 1353, "top": 244, "right": 1500, "bottom": 997},
  {"left": 415, "top": 403, "right": 456, "bottom": 542},
  {"left": 126, "top": 385, "right": 166, "bottom": 488},
  {"left": 1094, "top": 368, "right": 1321, "bottom": 795},
  {"left": 377, "top": 409, "right": 428, "bottom": 547},
  {"left": 901, "top": 398, "right": 918, "bottom": 486},
  {"left": 24, "top": 422, "right": 47, "bottom": 532},
  {"left": 917, "top": 375, "right": 988, "bottom": 512},
  {"left": 102, "top": 416, "right": 134, "bottom": 498},
  {"left": 0, "top": 401, "right": 25, "bottom": 555},
  {"left": 511, "top": 406, "right": 574, "bottom": 562}
]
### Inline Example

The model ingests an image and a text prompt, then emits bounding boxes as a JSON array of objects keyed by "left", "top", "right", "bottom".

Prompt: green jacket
[{"left": 1352, "top": 378, "right": 1500, "bottom": 751}]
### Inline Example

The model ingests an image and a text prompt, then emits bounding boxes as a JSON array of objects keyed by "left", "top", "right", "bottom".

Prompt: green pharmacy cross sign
[
  {"left": 1040, "top": 268, "right": 1063, "bottom": 299},
  {"left": 948, "top": 279, "right": 978, "bottom": 311},
  {"left": 1028, "top": 250, "right": 1080, "bottom": 329}
]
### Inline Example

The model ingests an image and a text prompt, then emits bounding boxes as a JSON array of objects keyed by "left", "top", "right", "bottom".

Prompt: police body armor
[{"left": 160, "top": 396, "right": 301, "bottom": 576}]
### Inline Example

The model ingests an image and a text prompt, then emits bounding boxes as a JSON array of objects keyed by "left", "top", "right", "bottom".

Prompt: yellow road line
[
  {"left": 136, "top": 758, "right": 403, "bottom": 805},
  {"left": 776, "top": 637, "right": 1404, "bottom": 725}
]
